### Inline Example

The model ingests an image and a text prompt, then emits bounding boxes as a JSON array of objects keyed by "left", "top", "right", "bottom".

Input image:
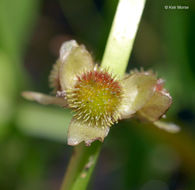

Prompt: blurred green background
[{"left": 0, "top": 0, "right": 195, "bottom": 189}]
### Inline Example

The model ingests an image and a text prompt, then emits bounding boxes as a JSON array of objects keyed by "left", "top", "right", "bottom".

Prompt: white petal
[
  {"left": 119, "top": 73, "right": 157, "bottom": 119},
  {"left": 67, "top": 118, "right": 110, "bottom": 146},
  {"left": 137, "top": 90, "right": 172, "bottom": 122},
  {"left": 22, "top": 91, "right": 67, "bottom": 107},
  {"left": 60, "top": 40, "right": 78, "bottom": 63},
  {"left": 154, "top": 121, "right": 180, "bottom": 133},
  {"left": 59, "top": 40, "right": 94, "bottom": 90}
]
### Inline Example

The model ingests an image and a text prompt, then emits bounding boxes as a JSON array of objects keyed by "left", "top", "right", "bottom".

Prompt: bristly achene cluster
[
  {"left": 66, "top": 67, "right": 122, "bottom": 128},
  {"left": 22, "top": 40, "right": 178, "bottom": 146}
]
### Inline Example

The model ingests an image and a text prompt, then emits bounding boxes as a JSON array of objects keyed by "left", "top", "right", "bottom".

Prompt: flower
[{"left": 22, "top": 40, "right": 178, "bottom": 146}]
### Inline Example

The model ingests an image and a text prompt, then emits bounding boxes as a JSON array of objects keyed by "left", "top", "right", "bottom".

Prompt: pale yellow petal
[
  {"left": 59, "top": 40, "right": 94, "bottom": 90},
  {"left": 119, "top": 73, "right": 157, "bottom": 119},
  {"left": 49, "top": 59, "right": 61, "bottom": 93},
  {"left": 59, "top": 40, "right": 78, "bottom": 63},
  {"left": 154, "top": 120, "right": 180, "bottom": 133},
  {"left": 22, "top": 91, "right": 67, "bottom": 107},
  {"left": 137, "top": 90, "right": 172, "bottom": 122},
  {"left": 67, "top": 118, "right": 109, "bottom": 146}
]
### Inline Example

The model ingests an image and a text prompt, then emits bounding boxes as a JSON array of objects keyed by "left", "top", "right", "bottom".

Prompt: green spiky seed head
[{"left": 67, "top": 68, "right": 122, "bottom": 127}]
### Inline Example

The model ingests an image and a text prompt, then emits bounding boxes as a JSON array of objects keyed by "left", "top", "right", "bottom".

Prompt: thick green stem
[
  {"left": 60, "top": 0, "right": 146, "bottom": 189},
  {"left": 101, "top": 0, "right": 146, "bottom": 77},
  {"left": 60, "top": 142, "right": 101, "bottom": 190}
]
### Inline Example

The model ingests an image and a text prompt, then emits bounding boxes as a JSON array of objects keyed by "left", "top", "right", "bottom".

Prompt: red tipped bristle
[
  {"left": 67, "top": 68, "right": 122, "bottom": 127},
  {"left": 156, "top": 79, "right": 164, "bottom": 91}
]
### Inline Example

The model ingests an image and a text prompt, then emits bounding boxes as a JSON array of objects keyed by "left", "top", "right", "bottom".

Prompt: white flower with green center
[{"left": 22, "top": 40, "right": 178, "bottom": 146}]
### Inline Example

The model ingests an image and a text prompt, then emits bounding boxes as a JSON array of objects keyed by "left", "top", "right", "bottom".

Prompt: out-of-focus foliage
[
  {"left": 0, "top": 0, "right": 195, "bottom": 190},
  {"left": 0, "top": 0, "right": 40, "bottom": 136}
]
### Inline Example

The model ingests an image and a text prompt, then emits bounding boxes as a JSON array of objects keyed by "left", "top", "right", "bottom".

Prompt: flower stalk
[
  {"left": 60, "top": 0, "right": 146, "bottom": 189},
  {"left": 60, "top": 142, "right": 101, "bottom": 190},
  {"left": 101, "top": 0, "right": 146, "bottom": 77}
]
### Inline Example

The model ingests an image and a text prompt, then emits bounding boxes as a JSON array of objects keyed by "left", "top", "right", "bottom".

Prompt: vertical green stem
[
  {"left": 60, "top": 142, "right": 101, "bottom": 190},
  {"left": 101, "top": 0, "right": 146, "bottom": 77},
  {"left": 60, "top": 0, "right": 146, "bottom": 189}
]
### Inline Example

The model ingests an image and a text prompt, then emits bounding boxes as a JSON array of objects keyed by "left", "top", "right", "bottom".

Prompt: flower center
[{"left": 67, "top": 69, "right": 122, "bottom": 127}]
